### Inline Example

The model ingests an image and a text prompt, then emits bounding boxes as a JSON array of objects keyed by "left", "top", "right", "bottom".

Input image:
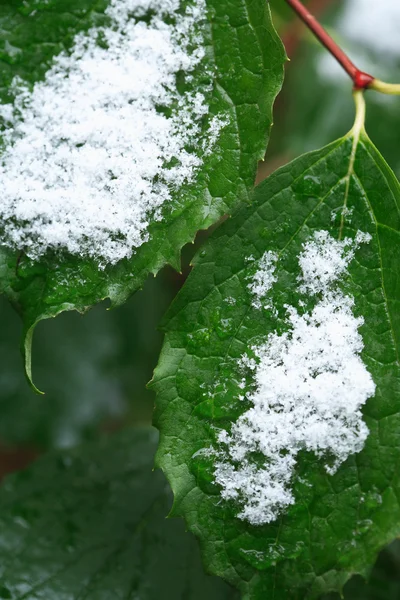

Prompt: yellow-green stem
[
  {"left": 339, "top": 90, "right": 366, "bottom": 239},
  {"left": 369, "top": 79, "right": 400, "bottom": 95}
]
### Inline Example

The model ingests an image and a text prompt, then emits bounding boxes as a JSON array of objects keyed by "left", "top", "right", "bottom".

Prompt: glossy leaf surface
[
  {"left": 0, "top": 0, "right": 285, "bottom": 385},
  {"left": 153, "top": 125, "right": 400, "bottom": 598}
]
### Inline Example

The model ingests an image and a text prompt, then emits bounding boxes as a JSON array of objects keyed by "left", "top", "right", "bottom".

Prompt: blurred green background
[{"left": 1, "top": 0, "right": 400, "bottom": 596}]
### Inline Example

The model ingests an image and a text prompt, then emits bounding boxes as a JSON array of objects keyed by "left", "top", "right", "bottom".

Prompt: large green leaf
[
  {"left": 153, "top": 104, "right": 400, "bottom": 598},
  {"left": 0, "top": 427, "right": 238, "bottom": 599},
  {"left": 0, "top": 0, "right": 285, "bottom": 387}
]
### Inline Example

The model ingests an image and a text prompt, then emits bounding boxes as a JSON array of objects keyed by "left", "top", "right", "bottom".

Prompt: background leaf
[
  {"left": 0, "top": 427, "right": 238, "bottom": 599},
  {"left": 0, "top": 0, "right": 285, "bottom": 384},
  {"left": 0, "top": 268, "right": 179, "bottom": 450},
  {"left": 153, "top": 125, "right": 400, "bottom": 598}
]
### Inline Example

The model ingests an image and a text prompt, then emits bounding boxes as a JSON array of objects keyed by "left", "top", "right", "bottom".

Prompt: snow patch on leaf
[
  {"left": 214, "top": 230, "right": 376, "bottom": 526},
  {"left": 0, "top": 0, "right": 225, "bottom": 265},
  {"left": 248, "top": 251, "right": 278, "bottom": 309}
]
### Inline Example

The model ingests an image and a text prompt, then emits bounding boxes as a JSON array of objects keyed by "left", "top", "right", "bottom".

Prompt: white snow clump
[
  {"left": 214, "top": 230, "right": 376, "bottom": 526},
  {"left": 248, "top": 251, "right": 278, "bottom": 309},
  {"left": 0, "top": 0, "right": 223, "bottom": 265}
]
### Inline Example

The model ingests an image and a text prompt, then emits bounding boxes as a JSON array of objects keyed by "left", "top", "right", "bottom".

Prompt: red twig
[
  {"left": 284, "top": 0, "right": 374, "bottom": 90},
  {"left": 282, "top": 0, "right": 335, "bottom": 58}
]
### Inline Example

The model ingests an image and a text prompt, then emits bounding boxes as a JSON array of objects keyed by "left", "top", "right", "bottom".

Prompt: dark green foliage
[
  {"left": 0, "top": 427, "right": 238, "bottom": 599},
  {"left": 0, "top": 269, "right": 177, "bottom": 449},
  {"left": 1, "top": 2, "right": 400, "bottom": 599},
  {"left": 0, "top": 0, "right": 285, "bottom": 387},
  {"left": 153, "top": 129, "right": 400, "bottom": 598}
]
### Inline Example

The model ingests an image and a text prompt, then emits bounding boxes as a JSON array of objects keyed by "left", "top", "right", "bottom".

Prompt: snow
[
  {"left": 248, "top": 251, "right": 278, "bottom": 309},
  {"left": 214, "top": 231, "right": 376, "bottom": 526},
  {"left": 0, "top": 0, "right": 224, "bottom": 265}
]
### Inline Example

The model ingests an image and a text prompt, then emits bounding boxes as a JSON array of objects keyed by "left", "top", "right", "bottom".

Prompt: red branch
[
  {"left": 282, "top": 0, "right": 335, "bottom": 58},
  {"left": 284, "top": 0, "right": 374, "bottom": 90}
]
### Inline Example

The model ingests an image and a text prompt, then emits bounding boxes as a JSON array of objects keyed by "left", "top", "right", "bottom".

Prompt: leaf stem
[
  {"left": 369, "top": 79, "right": 400, "bottom": 95},
  {"left": 339, "top": 90, "right": 366, "bottom": 239},
  {"left": 351, "top": 89, "right": 367, "bottom": 138},
  {"left": 284, "top": 0, "right": 400, "bottom": 95},
  {"left": 283, "top": 0, "right": 373, "bottom": 89}
]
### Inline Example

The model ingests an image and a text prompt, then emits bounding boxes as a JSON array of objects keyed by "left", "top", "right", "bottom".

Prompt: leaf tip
[
  {"left": 169, "top": 254, "right": 182, "bottom": 273},
  {"left": 23, "top": 323, "right": 45, "bottom": 395}
]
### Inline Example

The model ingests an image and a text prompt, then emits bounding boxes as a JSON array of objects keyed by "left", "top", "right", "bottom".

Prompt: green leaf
[
  {"left": 0, "top": 0, "right": 109, "bottom": 102},
  {"left": 337, "top": 540, "right": 400, "bottom": 600},
  {"left": 0, "top": 426, "right": 238, "bottom": 599},
  {"left": 0, "top": 0, "right": 285, "bottom": 387},
  {"left": 0, "top": 268, "right": 176, "bottom": 449},
  {"left": 153, "top": 108, "right": 400, "bottom": 598}
]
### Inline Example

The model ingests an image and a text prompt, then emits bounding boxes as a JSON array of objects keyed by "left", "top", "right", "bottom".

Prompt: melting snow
[{"left": 214, "top": 230, "right": 376, "bottom": 526}]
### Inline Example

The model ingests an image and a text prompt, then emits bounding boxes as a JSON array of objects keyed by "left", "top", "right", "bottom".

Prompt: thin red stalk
[
  {"left": 284, "top": 0, "right": 374, "bottom": 89},
  {"left": 282, "top": 0, "right": 336, "bottom": 61}
]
